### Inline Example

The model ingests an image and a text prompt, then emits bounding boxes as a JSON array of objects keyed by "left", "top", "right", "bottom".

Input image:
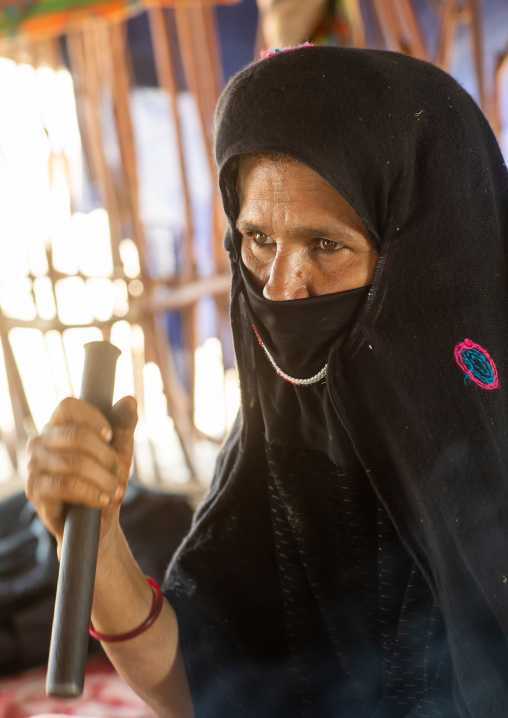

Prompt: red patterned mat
[{"left": 0, "top": 656, "right": 155, "bottom": 718}]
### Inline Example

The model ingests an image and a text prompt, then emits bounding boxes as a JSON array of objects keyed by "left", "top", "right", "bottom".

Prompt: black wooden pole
[{"left": 46, "top": 341, "right": 121, "bottom": 698}]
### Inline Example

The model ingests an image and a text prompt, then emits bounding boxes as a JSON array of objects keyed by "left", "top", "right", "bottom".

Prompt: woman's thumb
[{"left": 110, "top": 395, "right": 138, "bottom": 453}]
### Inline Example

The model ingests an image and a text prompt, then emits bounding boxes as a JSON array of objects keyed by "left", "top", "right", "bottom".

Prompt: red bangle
[{"left": 90, "top": 577, "right": 163, "bottom": 643}]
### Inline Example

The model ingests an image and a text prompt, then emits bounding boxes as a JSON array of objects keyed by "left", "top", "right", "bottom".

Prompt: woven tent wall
[{"left": 0, "top": 3, "right": 237, "bottom": 497}]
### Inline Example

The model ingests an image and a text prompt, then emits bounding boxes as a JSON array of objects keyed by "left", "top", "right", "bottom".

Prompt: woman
[{"left": 26, "top": 46, "right": 508, "bottom": 717}]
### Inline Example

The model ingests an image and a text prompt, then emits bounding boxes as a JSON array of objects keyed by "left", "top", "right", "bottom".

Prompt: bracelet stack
[{"left": 90, "top": 577, "right": 163, "bottom": 643}]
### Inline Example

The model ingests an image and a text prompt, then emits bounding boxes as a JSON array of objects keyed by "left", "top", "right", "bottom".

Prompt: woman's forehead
[
  {"left": 237, "top": 153, "right": 338, "bottom": 202},
  {"left": 237, "top": 154, "right": 370, "bottom": 237},
  {"left": 237, "top": 153, "right": 314, "bottom": 195}
]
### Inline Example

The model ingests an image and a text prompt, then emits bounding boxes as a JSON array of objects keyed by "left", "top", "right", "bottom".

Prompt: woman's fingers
[
  {"left": 27, "top": 432, "right": 119, "bottom": 498},
  {"left": 47, "top": 396, "right": 113, "bottom": 440},
  {"left": 110, "top": 396, "right": 138, "bottom": 486},
  {"left": 27, "top": 471, "right": 112, "bottom": 511},
  {"left": 39, "top": 422, "right": 117, "bottom": 471},
  {"left": 110, "top": 396, "right": 138, "bottom": 452},
  {"left": 26, "top": 395, "right": 138, "bottom": 545}
]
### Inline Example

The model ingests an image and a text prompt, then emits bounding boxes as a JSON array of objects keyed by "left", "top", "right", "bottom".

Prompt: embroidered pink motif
[
  {"left": 260, "top": 42, "right": 315, "bottom": 60},
  {"left": 454, "top": 339, "right": 499, "bottom": 390}
]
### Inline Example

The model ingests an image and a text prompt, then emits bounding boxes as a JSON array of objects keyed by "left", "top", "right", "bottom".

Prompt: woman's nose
[{"left": 262, "top": 248, "right": 310, "bottom": 301}]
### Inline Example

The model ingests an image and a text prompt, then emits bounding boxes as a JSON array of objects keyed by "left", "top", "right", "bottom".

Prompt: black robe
[{"left": 163, "top": 47, "right": 508, "bottom": 717}]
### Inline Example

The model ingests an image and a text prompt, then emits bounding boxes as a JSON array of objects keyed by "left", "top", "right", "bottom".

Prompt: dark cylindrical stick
[{"left": 46, "top": 341, "right": 121, "bottom": 699}]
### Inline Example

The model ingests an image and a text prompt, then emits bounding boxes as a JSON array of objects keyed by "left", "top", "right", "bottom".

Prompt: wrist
[
  {"left": 91, "top": 526, "right": 152, "bottom": 637},
  {"left": 94, "top": 521, "right": 127, "bottom": 591},
  {"left": 97, "top": 518, "right": 123, "bottom": 563},
  {"left": 90, "top": 577, "right": 163, "bottom": 643}
]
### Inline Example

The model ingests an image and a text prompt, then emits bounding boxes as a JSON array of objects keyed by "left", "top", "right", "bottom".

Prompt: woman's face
[{"left": 237, "top": 155, "right": 378, "bottom": 300}]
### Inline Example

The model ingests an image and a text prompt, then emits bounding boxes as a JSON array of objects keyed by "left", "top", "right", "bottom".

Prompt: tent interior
[{"left": 0, "top": 0, "right": 507, "bottom": 715}]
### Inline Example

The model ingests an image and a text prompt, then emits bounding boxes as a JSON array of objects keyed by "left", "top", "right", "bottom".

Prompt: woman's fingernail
[
  {"left": 111, "top": 458, "right": 120, "bottom": 477},
  {"left": 99, "top": 493, "right": 111, "bottom": 506},
  {"left": 114, "top": 486, "right": 123, "bottom": 502},
  {"left": 100, "top": 426, "right": 113, "bottom": 443}
]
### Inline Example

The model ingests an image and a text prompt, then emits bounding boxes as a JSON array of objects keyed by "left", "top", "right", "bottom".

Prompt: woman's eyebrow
[
  {"left": 236, "top": 219, "right": 263, "bottom": 234},
  {"left": 295, "top": 226, "right": 349, "bottom": 239},
  {"left": 237, "top": 217, "right": 360, "bottom": 241}
]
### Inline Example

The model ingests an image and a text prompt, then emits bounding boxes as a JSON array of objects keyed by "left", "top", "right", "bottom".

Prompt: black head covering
[{"left": 164, "top": 47, "right": 508, "bottom": 718}]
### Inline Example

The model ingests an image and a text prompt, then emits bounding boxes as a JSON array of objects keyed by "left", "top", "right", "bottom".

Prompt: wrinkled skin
[
  {"left": 26, "top": 395, "right": 138, "bottom": 556},
  {"left": 238, "top": 155, "right": 378, "bottom": 300}
]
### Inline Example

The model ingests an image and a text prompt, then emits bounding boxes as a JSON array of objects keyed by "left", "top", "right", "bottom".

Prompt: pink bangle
[{"left": 90, "top": 577, "right": 163, "bottom": 643}]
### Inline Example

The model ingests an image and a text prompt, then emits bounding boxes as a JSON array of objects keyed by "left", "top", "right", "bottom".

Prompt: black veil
[{"left": 164, "top": 47, "right": 508, "bottom": 718}]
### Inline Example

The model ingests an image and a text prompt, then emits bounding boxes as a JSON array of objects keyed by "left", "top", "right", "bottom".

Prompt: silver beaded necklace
[{"left": 253, "top": 326, "right": 327, "bottom": 387}]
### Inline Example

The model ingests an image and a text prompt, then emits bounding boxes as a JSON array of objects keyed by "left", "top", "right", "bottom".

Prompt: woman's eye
[
  {"left": 250, "top": 232, "right": 271, "bottom": 245},
  {"left": 317, "top": 238, "right": 342, "bottom": 251}
]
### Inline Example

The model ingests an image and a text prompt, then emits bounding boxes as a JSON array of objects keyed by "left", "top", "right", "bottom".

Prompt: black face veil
[{"left": 165, "top": 47, "right": 508, "bottom": 718}]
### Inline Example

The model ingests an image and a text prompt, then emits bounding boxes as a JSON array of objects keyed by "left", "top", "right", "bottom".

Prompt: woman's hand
[
  {"left": 26, "top": 395, "right": 138, "bottom": 555},
  {"left": 27, "top": 395, "right": 192, "bottom": 716}
]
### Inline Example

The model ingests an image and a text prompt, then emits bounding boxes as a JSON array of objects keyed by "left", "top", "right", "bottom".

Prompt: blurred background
[{"left": 0, "top": 0, "right": 507, "bottom": 713}]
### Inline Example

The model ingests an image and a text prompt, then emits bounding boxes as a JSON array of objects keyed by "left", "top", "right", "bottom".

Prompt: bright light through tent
[
  {"left": 33, "top": 276, "right": 57, "bottom": 320},
  {"left": 33, "top": 66, "right": 83, "bottom": 207},
  {"left": 52, "top": 199, "right": 113, "bottom": 283},
  {"left": 141, "top": 361, "right": 190, "bottom": 483},
  {"left": 56, "top": 277, "right": 94, "bottom": 325},
  {"left": 48, "top": 151, "right": 72, "bottom": 235},
  {"left": 224, "top": 368, "right": 240, "bottom": 430},
  {"left": 0, "top": 339, "right": 15, "bottom": 479},
  {"left": 76, "top": 209, "right": 114, "bottom": 277},
  {"left": 27, "top": 239, "right": 50, "bottom": 278},
  {"left": 35, "top": 66, "right": 82, "bottom": 159},
  {"left": 57, "top": 69, "right": 82, "bottom": 159},
  {"left": 130, "top": 323, "right": 145, "bottom": 414},
  {"left": 0, "top": 342, "right": 15, "bottom": 434},
  {"left": 111, "top": 320, "right": 136, "bottom": 403},
  {"left": 35, "top": 66, "right": 65, "bottom": 155},
  {"left": 120, "top": 239, "right": 141, "bottom": 278},
  {"left": 0, "top": 55, "right": 236, "bottom": 489},
  {"left": 143, "top": 361, "right": 168, "bottom": 422},
  {"left": 131, "top": 323, "right": 145, "bottom": 354},
  {"left": 45, "top": 331, "right": 73, "bottom": 401},
  {"left": 194, "top": 337, "right": 227, "bottom": 439},
  {"left": 112, "top": 279, "right": 130, "bottom": 317},
  {"left": 9, "top": 328, "right": 59, "bottom": 431},
  {"left": 0, "top": 279, "right": 37, "bottom": 320},
  {"left": 50, "top": 197, "right": 76, "bottom": 275},
  {"left": 0, "top": 62, "right": 52, "bottom": 261},
  {"left": 86, "top": 278, "right": 115, "bottom": 322},
  {"left": 128, "top": 279, "right": 144, "bottom": 297}
]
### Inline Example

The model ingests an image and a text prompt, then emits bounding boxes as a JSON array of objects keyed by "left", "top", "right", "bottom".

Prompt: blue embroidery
[
  {"left": 461, "top": 347, "right": 496, "bottom": 386},
  {"left": 454, "top": 339, "right": 498, "bottom": 390}
]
